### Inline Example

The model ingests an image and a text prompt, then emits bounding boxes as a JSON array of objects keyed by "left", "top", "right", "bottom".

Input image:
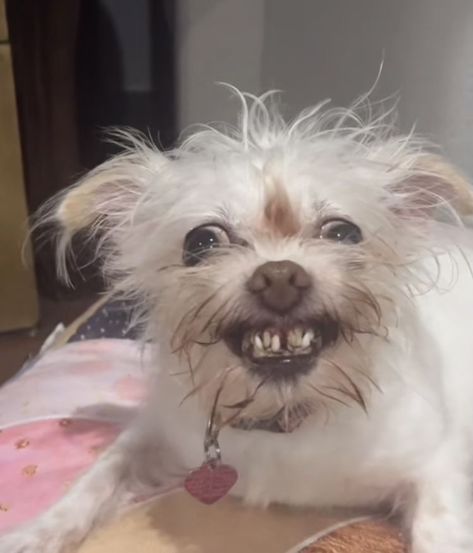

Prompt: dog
[{"left": 3, "top": 90, "right": 473, "bottom": 553}]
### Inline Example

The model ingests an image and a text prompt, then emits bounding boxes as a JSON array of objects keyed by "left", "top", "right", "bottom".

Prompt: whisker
[
  {"left": 156, "top": 263, "right": 184, "bottom": 273},
  {"left": 193, "top": 338, "right": 220, "bottom": 346},
  {"left": 179, "top": 378, "right": 209, "bottom": 405},
  {"left": 178, "top": 365, "right": 239, "bottom": 406},
  {"left": 326, "top": 360, "right": 370, "bottom": 412},
  {"left": 172, "top": 281, "right": 235, "bottom": 354},
  {"left": 306, "top": 383, "right": 351, "bottom": 408},
  {"left": 198, "top": 295, "right": 236, "bottom": 337},
  {"left": 220, "top": 378, "right": 269, "bottom": 428},
  {"left": 324, "top": 385, "right": 367, "bottom": 413},
  {"left": 349, "top": 363, "right": 383, "bottom": 393},
  {"left": 168, "top": 369, "right": 192, "bottom": 377},
  {"left": 170, "top": 284, "right": 228, "bottom": 352},
  {"left": 182, "top": 346, "right": 196, "bottom": 386}
]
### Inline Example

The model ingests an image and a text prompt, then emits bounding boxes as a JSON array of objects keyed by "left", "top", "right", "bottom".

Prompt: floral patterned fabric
[{"left": 0, "top": 339, "right": 149, "bottom": 534}]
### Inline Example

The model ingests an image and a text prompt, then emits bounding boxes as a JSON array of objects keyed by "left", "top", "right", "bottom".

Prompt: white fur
[{"left": 3, "top": 90, "right": 473, "bottom": 552}]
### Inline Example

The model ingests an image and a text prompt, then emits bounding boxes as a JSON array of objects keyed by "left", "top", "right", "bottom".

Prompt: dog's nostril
[
  {"left": 289, "top": 268, "right": 311, "bottom": 289},
  {"left": 247, "top": 260, "right": 311, "bottom": 313},
  {"left": 247, "top": 271, "right": 270, "bottom": 293}
]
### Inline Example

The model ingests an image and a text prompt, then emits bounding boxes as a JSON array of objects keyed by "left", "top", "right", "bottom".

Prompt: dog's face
[
  {"left": 151, "top": 149, "right": 406, "bottom": 425},
  {"left": 52, "top": 95, "right": 473, "bottom": 427}
]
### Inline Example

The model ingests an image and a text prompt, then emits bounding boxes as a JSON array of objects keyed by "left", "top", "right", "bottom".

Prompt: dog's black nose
[{"left": 247, "top": 260, "right": 311, "bottom": 313}]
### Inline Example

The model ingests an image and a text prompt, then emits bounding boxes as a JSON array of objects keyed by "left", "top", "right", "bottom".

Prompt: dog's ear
[
  {"left": 56, "top": 165, "right": 134, "bottom": 236},
  {"left": 38, "top": 134, "right": 168, "bottom": 281},
  {"left": 55, "top": 143, "right": 167, "bottom": 236},
  {"left": 394, "top": 154, "right": 473, "bottom": 219}
]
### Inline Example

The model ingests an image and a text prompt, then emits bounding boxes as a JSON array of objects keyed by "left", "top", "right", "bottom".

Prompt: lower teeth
[{"left": 253, "top": 346, "right": 312, "bottom": 358}]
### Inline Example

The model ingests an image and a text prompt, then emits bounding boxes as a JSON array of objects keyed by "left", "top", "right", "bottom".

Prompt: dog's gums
[{"left": 224, "top": 319, "right": 339, "bottom": 380}]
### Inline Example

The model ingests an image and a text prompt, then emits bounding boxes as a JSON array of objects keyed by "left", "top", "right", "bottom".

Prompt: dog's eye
[
  {"left": 183, "top": 224, "right": 230, "bottom": 266},
  {"left": 319, "top": 219, "right": 362, "bottom": 244}
]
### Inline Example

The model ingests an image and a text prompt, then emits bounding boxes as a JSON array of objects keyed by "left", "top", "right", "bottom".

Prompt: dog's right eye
[{"left": 183, "top": 224, "right": 230, "bottom": 266}]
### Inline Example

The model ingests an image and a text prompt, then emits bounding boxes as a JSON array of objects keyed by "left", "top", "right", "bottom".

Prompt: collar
[{"left": 230, "top": 409, "right": 307, "bottom": 433}]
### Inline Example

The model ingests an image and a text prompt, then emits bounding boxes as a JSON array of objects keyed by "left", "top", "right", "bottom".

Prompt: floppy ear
[
  {"left": 56, "top": 141, "right": 167, "bottom": 235},
  {"left": 394, "top": 154, "right": 473, "bottom": 219},
  {"left": 55, "top": 164, "right": 135, "bottom": 236},
  {"left": 40, "top": 134, "right": 168, "bottom": 281}
]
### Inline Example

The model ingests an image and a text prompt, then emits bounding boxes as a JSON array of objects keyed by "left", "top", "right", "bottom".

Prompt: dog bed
[{"left": 0, "top": 297, "right": 407, "bottom": 552}]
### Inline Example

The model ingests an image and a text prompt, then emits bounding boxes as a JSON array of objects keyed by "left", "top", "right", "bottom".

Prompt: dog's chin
[{"left": 223, "top": 316, "right": 340, "bottom": 382}]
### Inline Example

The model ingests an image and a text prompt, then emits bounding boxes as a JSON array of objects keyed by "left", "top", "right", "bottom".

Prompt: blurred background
[{"left": 2, "top": 0, "right": 473, "bottom": 376}]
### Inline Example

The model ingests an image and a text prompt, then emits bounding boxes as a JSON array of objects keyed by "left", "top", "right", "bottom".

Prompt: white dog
[{"left": 3, "top": 90, "right": 473, "bottom": 553}]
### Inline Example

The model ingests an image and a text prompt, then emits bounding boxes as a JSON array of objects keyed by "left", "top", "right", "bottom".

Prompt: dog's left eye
[
  {"left": 319, "top": 219, "right": 362, "bottom": 244},
  {"left": 183, "top": 224, "right": 230, "bottom": 266}
]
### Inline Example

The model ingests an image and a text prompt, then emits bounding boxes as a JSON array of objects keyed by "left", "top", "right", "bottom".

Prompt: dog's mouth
[{"left": 224, "top": 319, "right": 339, "bottom": 381}]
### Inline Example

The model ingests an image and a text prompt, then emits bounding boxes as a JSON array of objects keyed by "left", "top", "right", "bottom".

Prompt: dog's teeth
[
  {"left": 271, "top": 334, "right": 281, "bottom": 352},
  {"left": 301, "top": 330, "right": 314, "bottom": 349},
  {"left": 254, "top": 334, "right": 263, "bottom": 351},
  {"left": 243, "top": 325, "right": 324, "bottom": 358},
  {"left": 263, "top": 330, "right": 271, "bottom": 349},
  {"left": 293, "top": 327, "right": 303, "bottom": 347},
  {"left": 287, "top": 330, "right": 296, "bottom": 348}
]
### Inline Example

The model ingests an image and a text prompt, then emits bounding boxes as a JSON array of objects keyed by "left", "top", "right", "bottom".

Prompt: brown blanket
[{"left": 77, "top": 491, "right": 406, "bottom": 553}]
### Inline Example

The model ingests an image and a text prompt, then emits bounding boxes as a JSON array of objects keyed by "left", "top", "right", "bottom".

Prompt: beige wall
[
  {"left": 176, "top": 0, "right": 265, "bottom": 130},
  {"left": 176, "top": 0, "right": 473, "bottom": 176}
]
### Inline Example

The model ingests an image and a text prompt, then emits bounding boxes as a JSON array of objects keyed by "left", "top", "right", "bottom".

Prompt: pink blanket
[{"left": 0, "top": 340, "right": 149, "bottom": 534}]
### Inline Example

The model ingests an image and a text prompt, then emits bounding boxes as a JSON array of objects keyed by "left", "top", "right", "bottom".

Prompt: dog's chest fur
[{"left": 155, "top": 356, "right": 443, "bottom": 510}]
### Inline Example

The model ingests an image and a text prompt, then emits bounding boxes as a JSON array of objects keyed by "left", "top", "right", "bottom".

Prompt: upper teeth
[
  {"left": 288, "top": 328, "right": 302, "bottom": 348},
  {"left": 245, "top": 327, "right": 320, "bottom": 358},
  {"left": 255, "top": 334, "right": 263, "bottom": 350},
  {"left": 301, "top": 330, "right": 313, "bottom": 349},
  {"left": 263, "top": 331, "right": 271, "bottom": 348}
]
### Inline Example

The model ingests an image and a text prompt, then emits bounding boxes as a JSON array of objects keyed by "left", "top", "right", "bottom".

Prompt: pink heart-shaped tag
[{"left": 184, "top": 462, "right": 238, "bottom": 505}]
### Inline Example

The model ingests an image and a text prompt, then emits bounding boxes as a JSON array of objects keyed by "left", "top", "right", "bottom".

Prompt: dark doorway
[{"left": 7, "top": 0, "right": 176, "bottom": 298}]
